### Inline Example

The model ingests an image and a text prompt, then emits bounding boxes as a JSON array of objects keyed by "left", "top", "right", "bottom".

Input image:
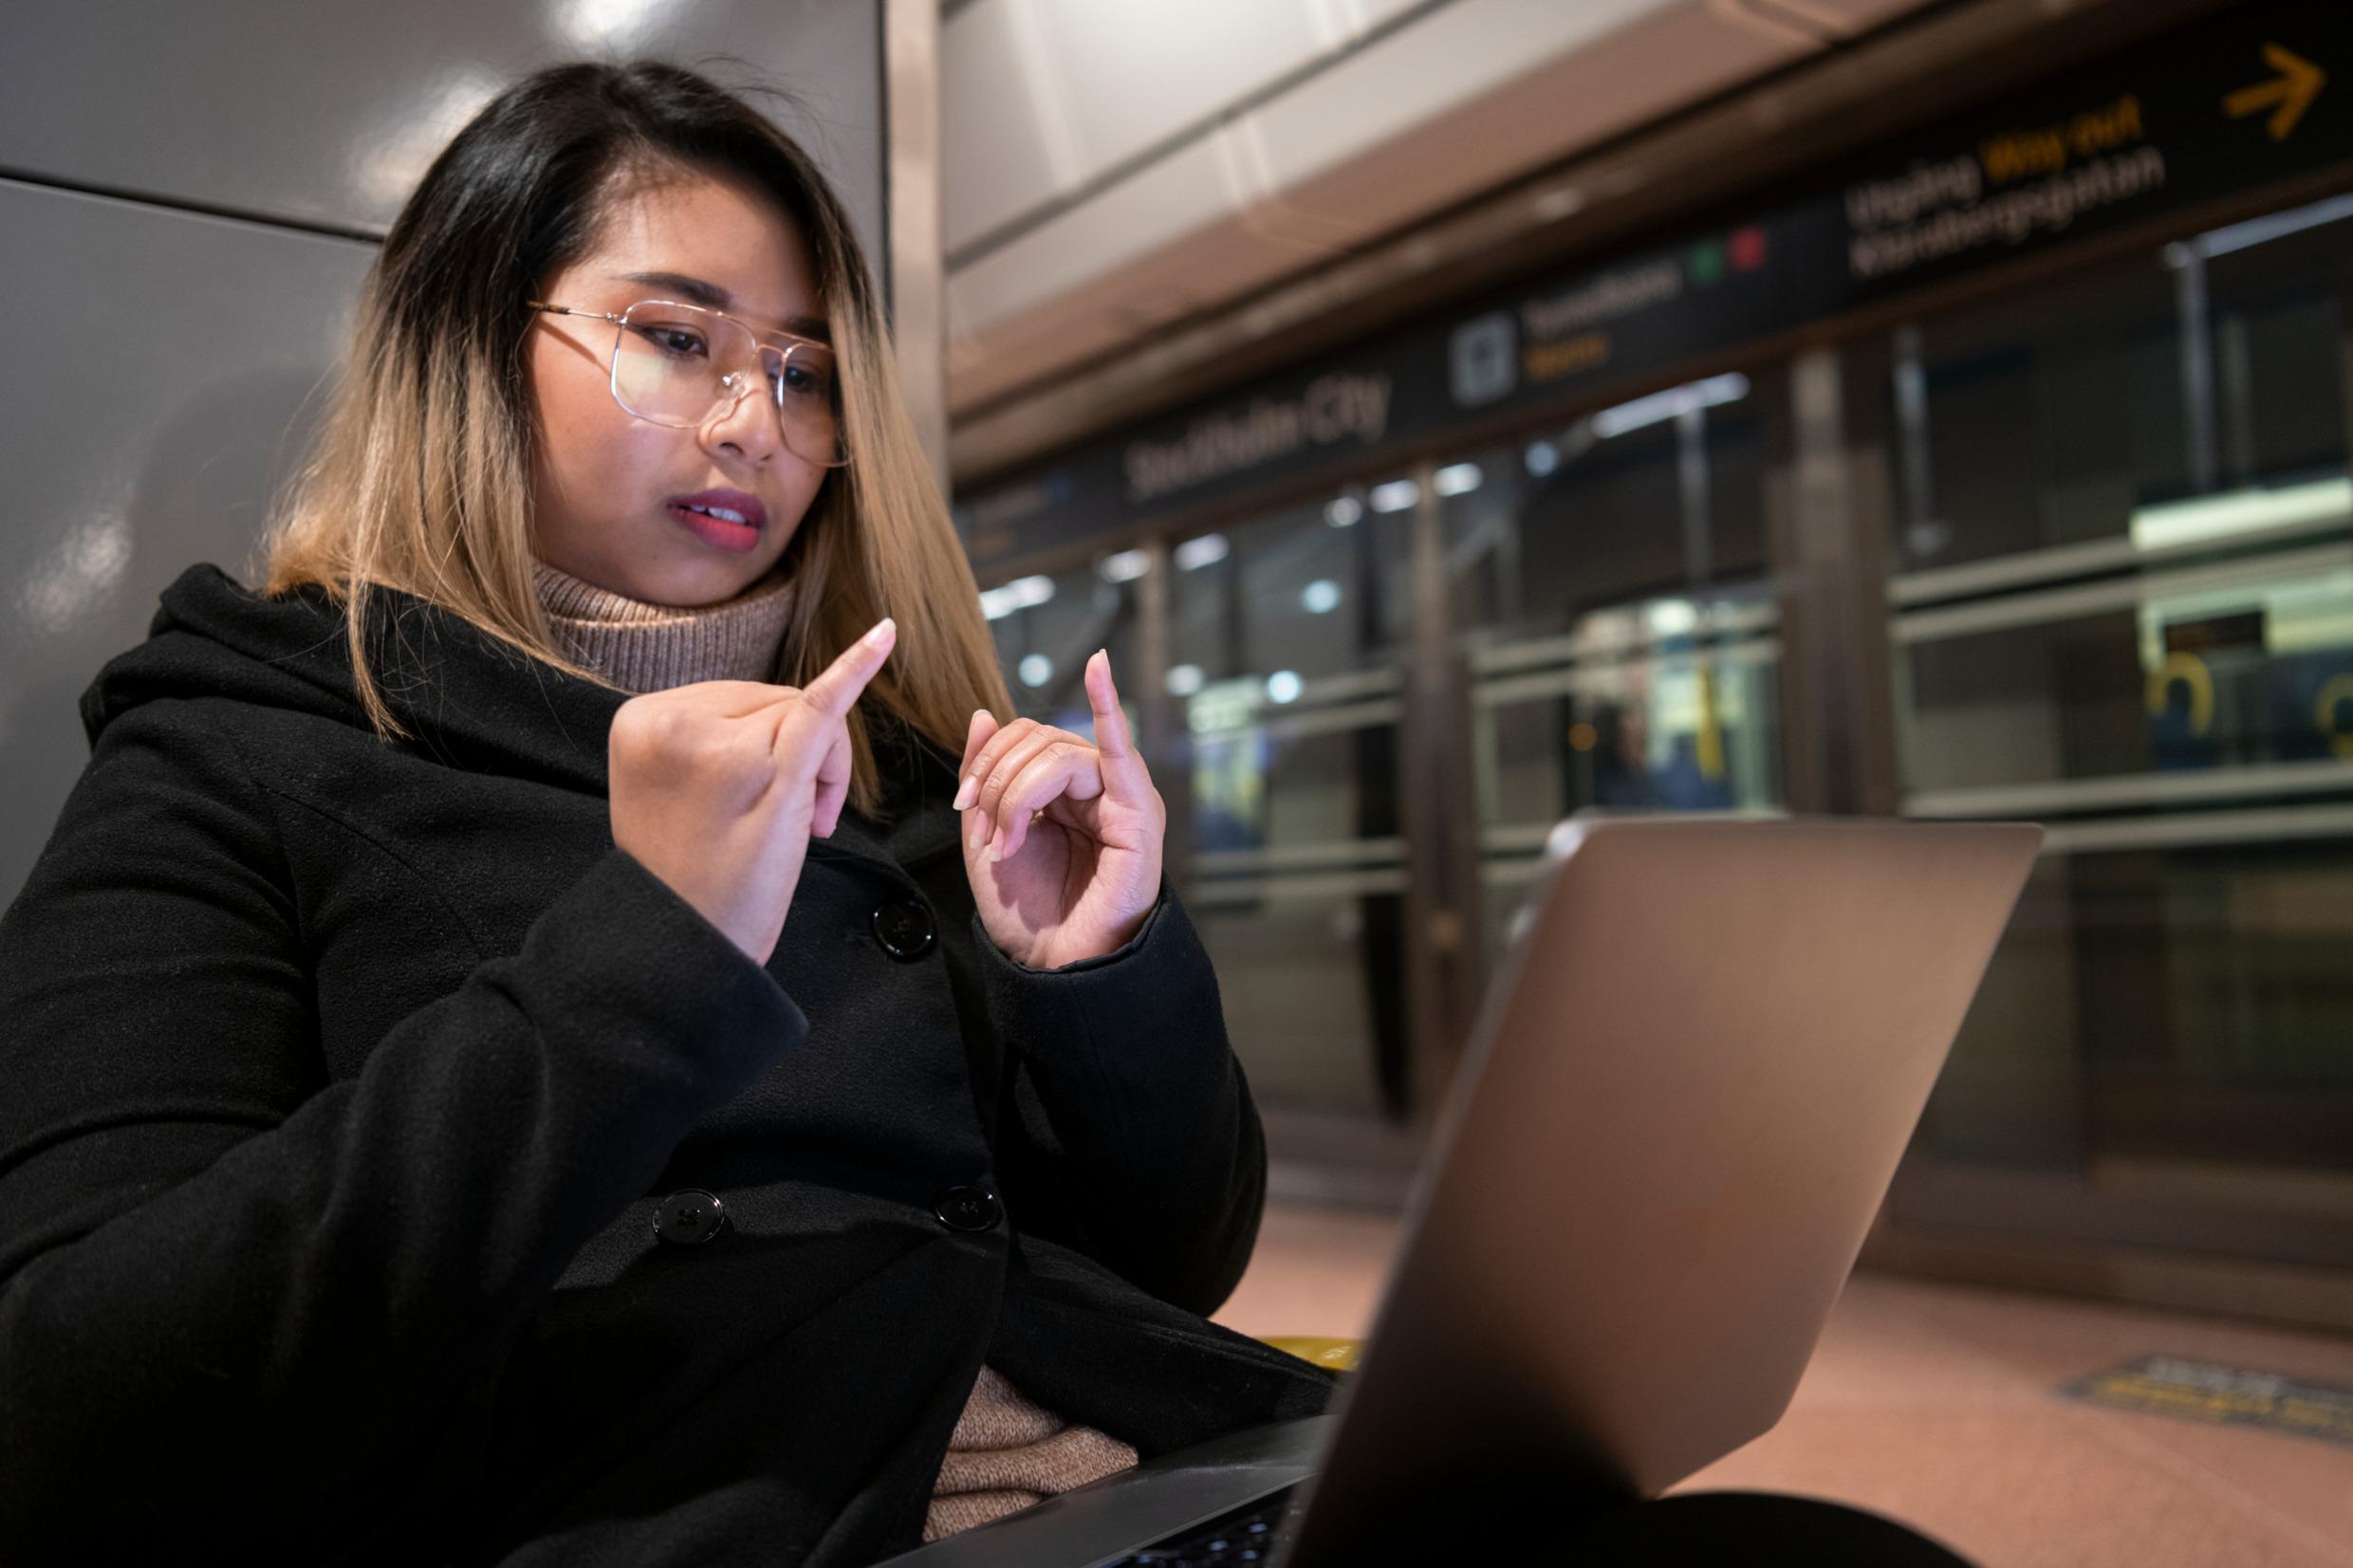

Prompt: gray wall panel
[
  {"left": 0, "top": 1, "right": 885, "bottom": 267},
  {"left": 0, "top": 178, "right": 377, "bottom": 903}
]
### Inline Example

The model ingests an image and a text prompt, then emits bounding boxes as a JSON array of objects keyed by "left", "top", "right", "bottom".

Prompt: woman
[{"left": 0, "top": 61, "right": 1335, "bottom": 1567}]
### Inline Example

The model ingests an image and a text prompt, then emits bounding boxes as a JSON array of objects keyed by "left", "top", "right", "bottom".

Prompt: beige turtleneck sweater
[
  {"left": 531, "top": 556, "right": 800, "bottom": 689},
  {"left": 528, "top": 556, "right": 1140, "bottom": 1541}
]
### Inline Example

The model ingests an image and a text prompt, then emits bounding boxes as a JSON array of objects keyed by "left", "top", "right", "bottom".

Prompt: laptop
[{"left": 876, "top": 815, "right": 2045, "bottom": 1566}]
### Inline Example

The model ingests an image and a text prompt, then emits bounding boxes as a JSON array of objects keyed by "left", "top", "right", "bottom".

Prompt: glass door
[
  {"left": 1161, "top": 493, "right": 1417, "bottom": 1130},
  {"left": 1881, "top": 192, "right": 2353, "bottom": 1269},
  {"left": 981, "top": 554, "right": 1144, "bottom": 726},
  {"left": 1435, "top": 378, "right": 1788, "bottom": 985}
]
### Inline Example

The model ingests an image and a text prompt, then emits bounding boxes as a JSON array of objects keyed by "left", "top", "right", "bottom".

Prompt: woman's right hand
[{"left": 608, "top": 617, "right": 897, "bottom": 968}]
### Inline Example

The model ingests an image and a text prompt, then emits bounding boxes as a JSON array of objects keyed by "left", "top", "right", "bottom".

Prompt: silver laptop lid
[{"left": 1278, "top": 816, "right": 2042, "bottom": 1562}]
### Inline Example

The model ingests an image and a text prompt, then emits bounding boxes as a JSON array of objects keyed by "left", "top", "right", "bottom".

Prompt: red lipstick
[{"left": 666, "top": 489, "right": 766, "bottom": 553}]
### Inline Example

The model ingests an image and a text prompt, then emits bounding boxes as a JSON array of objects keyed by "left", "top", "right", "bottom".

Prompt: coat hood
[
  {"left": 78, "top": 563, "right": 960, "bottom": 857},
  {"left": 80, "top": 563, "right": 626, "bottom": 795}
]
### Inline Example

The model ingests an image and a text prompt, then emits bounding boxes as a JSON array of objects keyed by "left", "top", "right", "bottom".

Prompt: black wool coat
[{"left": 0, "top": 563, "right": 1339, "bottom": 1567}]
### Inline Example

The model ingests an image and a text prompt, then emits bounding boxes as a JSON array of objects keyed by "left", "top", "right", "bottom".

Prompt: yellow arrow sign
[{"left": 2226, "top": 43, "right": 2326, "bottom": 141}]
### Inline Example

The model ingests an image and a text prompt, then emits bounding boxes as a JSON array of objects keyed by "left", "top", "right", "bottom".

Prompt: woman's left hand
[{"left": 955, "top": 650, "right": 1166, "bottom": 969}]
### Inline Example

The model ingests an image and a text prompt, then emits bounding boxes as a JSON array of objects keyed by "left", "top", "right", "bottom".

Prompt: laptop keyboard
[{"left": 1098, "top": 1485, "right": 1306, "bottom": 1566}]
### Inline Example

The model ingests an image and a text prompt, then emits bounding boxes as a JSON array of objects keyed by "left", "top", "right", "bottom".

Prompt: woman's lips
[
  {"left": 667, "top": 489, "right": 766, "bottom": 553},
  {"left": 668, "top": 501, "right": 762, "bottom": 553}
]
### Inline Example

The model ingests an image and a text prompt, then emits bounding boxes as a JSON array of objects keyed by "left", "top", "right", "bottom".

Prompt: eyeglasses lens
[{"left": 611, "top": 301, "right": 845, "bottom": 466}]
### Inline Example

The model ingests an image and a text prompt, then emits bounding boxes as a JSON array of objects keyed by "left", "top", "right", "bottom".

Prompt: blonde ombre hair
[{"left": 253, "top": 61, "right": 1010, "bottom": 816}]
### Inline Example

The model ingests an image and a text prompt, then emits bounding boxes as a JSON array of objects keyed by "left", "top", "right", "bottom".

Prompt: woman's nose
[{"left": 700, "top": 373, "right": 782, "bottom": 465}]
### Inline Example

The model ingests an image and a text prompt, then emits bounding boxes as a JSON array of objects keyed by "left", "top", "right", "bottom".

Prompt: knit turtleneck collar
[{"left": 530, "top": 556, "right": 796, "bottom": 692}]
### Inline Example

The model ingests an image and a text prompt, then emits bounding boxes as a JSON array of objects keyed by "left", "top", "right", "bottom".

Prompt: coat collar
[{"left": 91, "top": 563, "right": 964, "bottom": 876}]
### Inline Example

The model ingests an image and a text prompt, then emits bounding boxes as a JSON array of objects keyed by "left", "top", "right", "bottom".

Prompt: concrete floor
[{"left": 1212, "top": 1204, "right": 2353, "bottom": 1567}]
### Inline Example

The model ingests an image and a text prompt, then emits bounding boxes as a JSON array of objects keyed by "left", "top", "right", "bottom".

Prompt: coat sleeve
[
  {"left": 0, "top": 700, "right": 808, "bottom": 1560},
  {"left": 971, "top": 880, "right": 1266, "bottom": 1319}
]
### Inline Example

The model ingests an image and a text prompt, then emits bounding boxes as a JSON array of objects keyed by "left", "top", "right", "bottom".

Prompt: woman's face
[{"left": 526, "top": 164, "right": 832, "bottom": 606}]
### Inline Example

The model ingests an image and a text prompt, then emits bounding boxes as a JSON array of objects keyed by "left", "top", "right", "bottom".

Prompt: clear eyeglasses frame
[{"left": 526, "top": 297, "right": 850, "bottom": 469}]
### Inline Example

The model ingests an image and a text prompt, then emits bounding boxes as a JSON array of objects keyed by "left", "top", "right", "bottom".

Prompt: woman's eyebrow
[{"left": 614, "top": 268, "right": 830, "bottom": 342}]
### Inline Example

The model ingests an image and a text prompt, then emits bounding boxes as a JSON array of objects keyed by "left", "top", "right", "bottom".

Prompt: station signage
[{"left": 956, "top": 0, "right": 2350, "bottom": 572}]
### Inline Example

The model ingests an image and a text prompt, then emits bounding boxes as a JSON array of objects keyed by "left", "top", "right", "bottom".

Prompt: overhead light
[
  {"left": 979, "top": 575, "right": 1055, "bottom": 621},
  {"left": 1325, "top": 496, "right": 1362, "bottom": 527},
  {"left": 1175, "top": 533, "right": 1230, "bottom": 571},
  {"left": 1165, "top": 663, "right": 1205, "bottom": 696},
  {"left": 1591, "top": 373, "right": 1750, "bottom": 439},
  {"left": 1266, "top": 670, "right": 1304, "bottom": 704},
  {"left": 1302, "top": 580, "right": 1343, "bottom": 614},
  {"left": 1647, "top": 600, "right": 1698, "bottom": 637},
  {"left": 1369, "top": 480, "right": 1418, "bottom": 513},
  {"left": 1017, "top": 654, "right": 1053, "bottom": 688},
  {"left": 1525, "top": 440, "right": 1560, "bottom": 476},
  {"left": 553, "top": 0, "right": 685, "bottom": 48},
  {"left": 2130, "top": 476, "right": 2353, "bottom": 552},
  {"left": 1435, "top": 462, "right": 1483, "bottom": 497},
  {"left": 1099, "top": 548, "right": 1151, "bottom": 583}
]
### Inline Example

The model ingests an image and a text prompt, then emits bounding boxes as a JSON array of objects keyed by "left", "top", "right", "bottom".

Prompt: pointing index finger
[
  {"left": 1084, "top": 649, "right": 1153, "bottom": 802},
  {"left": 802, "top": 618, "right": 897, "bottom": 718}
]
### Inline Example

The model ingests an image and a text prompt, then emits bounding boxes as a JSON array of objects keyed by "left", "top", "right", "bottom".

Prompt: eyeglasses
[{"left": 527, "top": 298, "right": 848, "bottom": 469}]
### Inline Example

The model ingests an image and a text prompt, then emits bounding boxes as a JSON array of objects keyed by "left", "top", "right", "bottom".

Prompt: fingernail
[
  {"left": 952, "top": 775, "right": 977, "bottom": 811},
  {"left": 968, "top": 811, "right": 989, "bottom": 850},
  {"left": 986, "top": 828, "right": 1005, "bottom": 862},
  {"left": 863, "top": 617, "right": 896, "bottom": 647}
]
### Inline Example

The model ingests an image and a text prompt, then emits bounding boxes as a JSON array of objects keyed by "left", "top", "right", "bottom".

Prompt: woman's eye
[
  {"left": 778, "top": 361, "right": 831, "bottom": 400},
  {"left": 636, "top": 325, "right": 708, "bottom": 358}
]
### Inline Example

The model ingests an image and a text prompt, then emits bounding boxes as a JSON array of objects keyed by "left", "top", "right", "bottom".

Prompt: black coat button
[
  {"left": 653, "top": 1189, "right": 726, "bottom": 1246},
  {"left": 872, "top": 898, "right": 936, "bottom": 961},
  {"left": 933, "top": 1185, "right": 1002, "bottom": 1232}
]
